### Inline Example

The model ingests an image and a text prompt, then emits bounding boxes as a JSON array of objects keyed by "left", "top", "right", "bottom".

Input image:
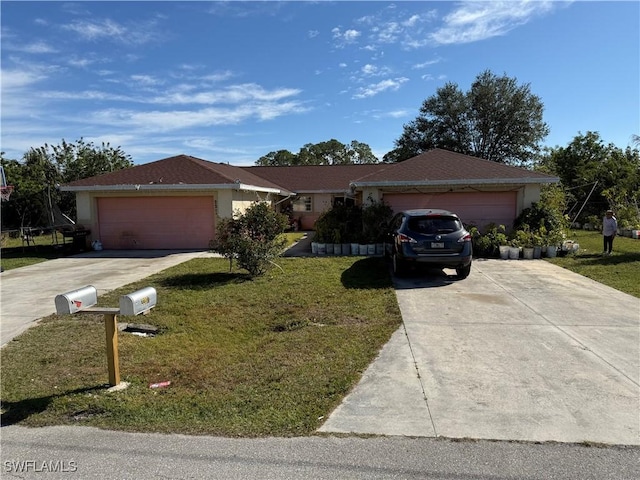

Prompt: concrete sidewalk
[{"left": 319, "top": 259, "right": 640, "bottom": 445}]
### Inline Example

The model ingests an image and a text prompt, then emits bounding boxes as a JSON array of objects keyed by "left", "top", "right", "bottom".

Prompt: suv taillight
[
  {"left": 398, "top": 233, "right": 417, "bottom": 243},
  {"left": 457, "top": 233, "right": 472, "bottom": 243}
]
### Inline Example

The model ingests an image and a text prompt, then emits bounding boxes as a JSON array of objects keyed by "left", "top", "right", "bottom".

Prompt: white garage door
[
  {"left": 383, "top": 192, "right": 517, "bottom": 229},
  {"left": 97, "top": 196, "right": 215, "bottom": 249}
]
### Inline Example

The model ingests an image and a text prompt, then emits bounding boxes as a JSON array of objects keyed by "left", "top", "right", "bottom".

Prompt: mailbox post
[
  {"left": 55, "top": 286, "right": 157, "bottom": 387},
  {"left": 80, "top": 307, "right": 121, "bottom": 385}
]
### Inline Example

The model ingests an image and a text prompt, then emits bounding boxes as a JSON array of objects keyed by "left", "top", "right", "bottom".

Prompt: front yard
[
  {"left": 0, "top": 256, "right": 401, "bottom": 436},
  {"left": 1, "top": 230, "right": 637, "bottom": 437}
]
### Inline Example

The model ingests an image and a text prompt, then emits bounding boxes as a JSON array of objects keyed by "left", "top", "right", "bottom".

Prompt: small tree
[{"left": 213, "top": 202, "right": 288, "bottom": 277}]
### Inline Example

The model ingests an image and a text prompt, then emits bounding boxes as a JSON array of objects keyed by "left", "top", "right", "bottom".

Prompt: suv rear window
[{"left": 408, "top": 216, "right": 461, "bottom": 234}]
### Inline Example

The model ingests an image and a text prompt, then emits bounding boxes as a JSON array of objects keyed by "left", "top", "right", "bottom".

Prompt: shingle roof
[
  {"left": 62, "top": 149, "right": 557, "bottom": 193},
  {"left": 353, "top": 149, "right": 556, "bottom": 185},
  {"left": 245, "top": 164, "right": 385, "bottom": 192},
  {"left": 64, "top": 154, "right": 289, "bottom": 192}
]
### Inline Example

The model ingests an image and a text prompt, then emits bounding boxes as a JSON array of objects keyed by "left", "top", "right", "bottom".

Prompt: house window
[{"left": 292, "top": 196, "right": 312, "bottom": 212}]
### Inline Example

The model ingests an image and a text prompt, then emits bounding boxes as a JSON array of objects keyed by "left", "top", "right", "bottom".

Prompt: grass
[
  {"left": 1, "top": 233, "right": 74, "bottom": 270},
  {"left": 0, "top": 231, "right": 306, "bottom": 272},
  {"left": 546, "top": 230, "right": 640, "bottom": 298},
  {"left": 0, "top": 255, "right": 401, "bottom": 436}
]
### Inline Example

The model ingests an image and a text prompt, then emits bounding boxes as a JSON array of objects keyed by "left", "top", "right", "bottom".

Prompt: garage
[
  {"left": 383, "top": 191, "right": 517, "bottom": 229},
  {"left": 97, "top": 196, "right": 215, "bottom": 249}
]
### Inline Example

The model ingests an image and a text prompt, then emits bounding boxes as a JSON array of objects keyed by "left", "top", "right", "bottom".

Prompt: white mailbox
[
  {"left": 119, "top": 287, "right": 157, "bottom": 316},
  {"left": 55, "top": 285, "right": 98, "bottom": 314}
]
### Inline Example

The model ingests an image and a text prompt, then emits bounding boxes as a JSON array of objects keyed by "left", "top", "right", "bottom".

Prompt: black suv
[{"left": 387, "top": 209, "right": 472, "bottom": 278}]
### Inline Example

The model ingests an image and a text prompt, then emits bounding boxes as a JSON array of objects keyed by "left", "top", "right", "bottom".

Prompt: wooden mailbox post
[{"left": 55, "top": 286, "right": 156, "bottom": 387}]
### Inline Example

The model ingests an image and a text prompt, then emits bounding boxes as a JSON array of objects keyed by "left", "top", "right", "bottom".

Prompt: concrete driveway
[
  {"left": 319, "top": 259, "right": 640, "bottom": 445},
  {"left": 0, "top": 250, "right": 216, "bottom": 346}
]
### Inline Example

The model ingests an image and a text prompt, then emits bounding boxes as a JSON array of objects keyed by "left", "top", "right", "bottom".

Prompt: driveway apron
[{"left": 319, "top": 259, "right": 640, "bottom": 445}]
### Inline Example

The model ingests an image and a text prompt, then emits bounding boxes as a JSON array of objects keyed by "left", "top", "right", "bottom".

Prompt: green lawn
[
  {"left": 546, "top": 230, "right": 640, "bottom": 298},
  {"left": 1, "top": 233, "right": 73, "bottom": 270},
  {"left": 0, "top": 256, "right": 401, "bottom": 436}
]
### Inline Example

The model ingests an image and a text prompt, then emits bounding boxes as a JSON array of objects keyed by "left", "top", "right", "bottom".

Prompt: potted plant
[
  {"left": 544, "top": 227, "right": 564, "bottom": 258},
  {"left": 531, "top": 229, "right": 543, "bottom": 259}
]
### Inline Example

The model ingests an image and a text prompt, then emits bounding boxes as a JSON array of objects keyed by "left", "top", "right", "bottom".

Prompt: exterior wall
[
  {"left": 517, "top": 184, "right": 541, "bottom": 214},
  {"left": 231, "top": 190, "right": 263, "bottom": 217},
  {"left": 295, "top": 193, "right": 334, "bottom": 230},
  {"left": 75, "top": 191, "right": 95, "bottom": 233}
]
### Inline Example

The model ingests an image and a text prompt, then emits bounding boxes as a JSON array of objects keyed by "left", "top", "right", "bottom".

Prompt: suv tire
[
  {"left": 455, "top": 262, "right": 472, "bottom": 279},
  {"left": 392, "top": 253, "right": 406, "bottom": 277}
]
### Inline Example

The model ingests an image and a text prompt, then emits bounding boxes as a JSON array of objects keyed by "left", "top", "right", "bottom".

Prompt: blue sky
[{"left": 1, "top": 1, "right": 638, "bottom": 166}]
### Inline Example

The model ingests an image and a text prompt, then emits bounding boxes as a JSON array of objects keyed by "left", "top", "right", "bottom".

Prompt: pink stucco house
[{"left": 62, "top": 149, "right": 558, "bottom": 250}]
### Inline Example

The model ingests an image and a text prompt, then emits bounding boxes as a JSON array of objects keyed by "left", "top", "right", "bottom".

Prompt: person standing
[{"left": 602, "top": 209, "right": 618, "bottom": 255}]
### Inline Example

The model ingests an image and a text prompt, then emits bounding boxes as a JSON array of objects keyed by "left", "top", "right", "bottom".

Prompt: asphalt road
[{"left": 1, "top": 425, "right": 638, "bottom": 480}]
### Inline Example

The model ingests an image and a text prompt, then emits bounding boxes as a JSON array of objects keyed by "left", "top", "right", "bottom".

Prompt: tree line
[{"left": 1, "top": 69, "right": 638, "bottom": 232}]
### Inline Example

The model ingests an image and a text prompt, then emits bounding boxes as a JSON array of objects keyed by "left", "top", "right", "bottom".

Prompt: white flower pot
[
  {"left": 350, "top": 243, "right": 360, "bottom": 255},
  {"left": 523, "top": 247, "right": 534, "bottom": 260},
  {"left": 546, "top": 245, "right": 557, "bottom": 258},
  {"left": 311, "top": 242, "right": 318, "bottom": 254},
  {"left": 359, "top": 244, "right": 368, "bottom": 255},
  {"left": 317, "top": 243, "right": 326, "bottom": 255},
  {"left": 499, "top": 245, "right": 510, "bottom": 260},
  {"left": 508, "top": 246, "right": 520, "bottom": 259}
]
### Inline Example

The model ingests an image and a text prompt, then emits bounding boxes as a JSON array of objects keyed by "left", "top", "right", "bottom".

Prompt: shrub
[
  {"left": 314, "top": 203, "right": 362, "bottom": 244},
  {"left": 212, "top": 202, "right": 288, "bottom": 277},
  {"left": 514, "top": 202, "right": 565, "bottom": 233},
  {"left": 361, "top": 199, "right": 393, "bottom": 243},
  {"left": 470, "top": 224, "right": 507, "bottom": 258}
]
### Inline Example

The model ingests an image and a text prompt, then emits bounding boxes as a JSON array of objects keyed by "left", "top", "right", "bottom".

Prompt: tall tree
[
  {"left": 255, "top": 149, "right": 298, "bottom": 166},
  {"left": 540, "top": 131, "right": 640, "bottom": 223},
  {"left": 0, "top": 139, "right": 132, "bottom": 229},
  {"left": 254, "top": 139, "right": 379, "bottom": 166},
  {"left": 384, "top": 70, "right": 549, "bottom": 166}
]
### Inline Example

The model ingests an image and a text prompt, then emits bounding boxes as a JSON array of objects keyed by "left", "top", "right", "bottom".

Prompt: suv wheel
[
  {"left": 455, "top": 262, "right": 472, "bottom": 279},
  {"left": 392, "top": 254, "right": 406, "bottom": 277}
]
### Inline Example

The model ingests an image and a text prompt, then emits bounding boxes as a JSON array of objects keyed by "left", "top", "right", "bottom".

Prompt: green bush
[
  {"left": 361, "top": 199, "right": 393, "bottom": 243},
  {"left": 212, "top": 202, "right": 288, "bottom": 277},
  {"left": 470, "top": 224, "right": 507, "bottom": 258}
]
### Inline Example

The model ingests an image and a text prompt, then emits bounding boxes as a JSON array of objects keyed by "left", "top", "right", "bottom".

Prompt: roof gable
[
  {"left": 353, "top": 149, "right": 557, "bottom": 185},
  {"left": 63, "top": 154, "right": 289, "bottom": 192}
]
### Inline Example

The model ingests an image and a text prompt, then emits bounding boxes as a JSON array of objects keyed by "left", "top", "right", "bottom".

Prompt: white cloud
[
  {"left": 332, "top": 27, "right": 361, "bottom": 47},
  {"left": 343, "top": 29, "right": 361, "bottom": 42},
  {"left": 91, "top": 99, "right": 309, "bottom": 132},
  {"left": 360, "top": 64, "right": 392, "bottom": 77},
  {"left": 6, "top": 41, "right": 58, "bottom": 54},
  {"left": 431, "top": 0, "right": 559, "bottom": 45},
  {"left": 0, "top": 68, "right": 49, "bottom": 90},
  {"left": 353, "top": 77, "right": 409, "bottom": 99},
  {"left": 61, "top": 18, "right": 160, "bottom": 45},
  {"left": 308, "top": 30, "right": 319, "bottom": 38},
  {"left": 131, "top": 74, "right": 163, "bottom": 86}
]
